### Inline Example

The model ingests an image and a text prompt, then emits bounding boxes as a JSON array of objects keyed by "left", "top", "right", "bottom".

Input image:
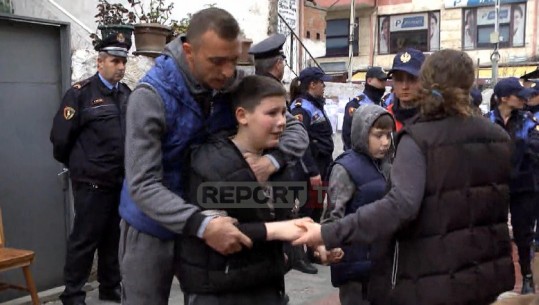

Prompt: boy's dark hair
[
  {"left": 232, "top": 75, "right": 287, "bottom": 111},
  {"left": 372, "top": 114, "right": 395, "bottom": 131},
  {"left": 186, "top": 8, "right": 240, "bottom": 46}
]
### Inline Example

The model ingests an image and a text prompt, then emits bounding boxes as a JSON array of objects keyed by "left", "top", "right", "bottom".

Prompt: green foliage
[
  {"left": 0, "top": 0, "right": 14, "bottom": 14},
  {"left": 95, "top": 0, "right": 136, "bottom": 26},
  {"left": 127, "top": 0, "right": 174, "bottom": 24}
]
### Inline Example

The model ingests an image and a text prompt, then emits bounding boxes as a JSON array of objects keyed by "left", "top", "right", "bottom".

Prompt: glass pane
[
  {"left": 326, "top": 37, "right": 348, "bottom": 48},
  {"left": 389, "top": 30, "right": 428, "bottom": 53},
  {"left": 327, "top": 19, "right": 349, "bottom": 37},
  {"left": 477, "top": 24, "right": 510, "bottom": 44}
]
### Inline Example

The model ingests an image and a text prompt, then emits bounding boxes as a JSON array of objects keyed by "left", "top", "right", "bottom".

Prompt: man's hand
[
  {"left": 292, "top": 218, "right": 324, "bottom": 247},
  {"left": 244, "top": 153, "right": 277, "bottom": 183},
  {"left": 309, "top": 174, "right": 322, "bottom": 187},
  {"left": 203, "top": 216, "right": 252, "bottom": 255}
]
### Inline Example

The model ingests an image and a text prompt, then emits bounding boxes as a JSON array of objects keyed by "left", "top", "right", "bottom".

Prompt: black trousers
[
  {"left": 510, "top": 191, "right": 539, "bottom": 276},
  {"left": 60, "top": 182, "right": 121, "bottom": 304},
  {"left": 298, "top": 155, "right": 333, "bottom": 223}
]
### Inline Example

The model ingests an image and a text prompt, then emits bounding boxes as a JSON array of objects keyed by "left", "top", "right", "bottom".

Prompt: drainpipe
[
  {"left": 533, "top": 0, "right": 538, "bottom": 58},
  {"left": 369, "top": 0, "right": 378, "bottom": 66},
  {"left": 48, "top": 0, "right": 93, "bottom": 34}
]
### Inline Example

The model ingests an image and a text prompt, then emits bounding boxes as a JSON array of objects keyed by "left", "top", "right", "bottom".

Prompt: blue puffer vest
[
  {"left": 119, "top": 55, "right": 236, "bottom": 240},
  {"left": 329, "top": 150, "right": 388, "bottom": 287}
]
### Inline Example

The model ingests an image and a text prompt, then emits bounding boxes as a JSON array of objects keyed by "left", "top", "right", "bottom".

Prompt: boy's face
[
  {"left": 237, "top": 95, "right": 287, "bottom": 150},
  {"left": 368, "top": 127, "right": 393, "bottom": 159}
]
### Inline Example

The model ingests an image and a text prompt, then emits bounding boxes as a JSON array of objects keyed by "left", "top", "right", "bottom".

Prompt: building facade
[{"left": 315, "top": 0, "right": 539, "bottom": 83}]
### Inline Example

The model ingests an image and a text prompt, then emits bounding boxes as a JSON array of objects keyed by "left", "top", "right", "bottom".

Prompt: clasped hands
[{"left": 204, "top": 216, "right": 343, "bottom": 265}]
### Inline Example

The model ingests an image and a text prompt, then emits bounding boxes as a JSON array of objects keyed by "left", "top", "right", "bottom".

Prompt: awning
[
  {"left": 476, "top": 65, "right": 538, "bottom": 79},
  {"left": 351, "top": 71, "right": 367, "bottom": 82}
]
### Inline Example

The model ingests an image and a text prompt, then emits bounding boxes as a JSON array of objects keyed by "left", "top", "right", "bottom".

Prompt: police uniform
[
  {"left": 290, "top": 67, "right": 334, "bottom": 223},
  {"left": 249, "top": 33, "right": 287, "bottom": 82},
  {"left": 342, "top": 66, "right": 388, "bottom": 151},
  {"left": 50, "top": 33, "right": 131, "bottom": 305},
  {"left": 487, "top": 77, "right": 539, "bottom": 294}
]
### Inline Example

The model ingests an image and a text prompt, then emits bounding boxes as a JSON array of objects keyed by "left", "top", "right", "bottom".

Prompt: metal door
[{"left": 0, "top": 13, "right": 71, "bottom": 301}]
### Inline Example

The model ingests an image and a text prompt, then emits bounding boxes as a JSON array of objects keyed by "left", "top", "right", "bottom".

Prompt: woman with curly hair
[{"left": 294, "top": 49, "right": 515, "bottom": 305}]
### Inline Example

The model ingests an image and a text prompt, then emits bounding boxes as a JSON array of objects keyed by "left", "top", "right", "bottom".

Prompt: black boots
[
  {"left": 292, "top": 259, "right": 318, "bottom": 274},
  {"left": 521, "top": 274, "right": 535, "bottom": 294},
  {"left": 98, "top": 287, "right": 121, "bottom": 303}
]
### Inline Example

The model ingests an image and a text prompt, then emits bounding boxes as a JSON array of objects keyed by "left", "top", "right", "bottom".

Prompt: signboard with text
[{"left": 445, "top": 0, "right": 525, "bottom": 9}]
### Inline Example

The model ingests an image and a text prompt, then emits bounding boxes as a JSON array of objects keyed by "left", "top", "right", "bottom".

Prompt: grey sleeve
[
  {"left": 124, "top": 86, "right": 207, "bottom": 235},
  {"left": 278, "top": 111, "right": 309, "bottom": 159},
  {"left": 322, "top": 164, "right": 355, "bottom": 224},
  {"left": 321, "top": 135, "right": 426, "bottom": 248}
]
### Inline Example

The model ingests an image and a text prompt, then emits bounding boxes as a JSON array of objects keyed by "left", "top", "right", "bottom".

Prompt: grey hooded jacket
[{"left": 324, "top": 104, "right": 393, "bottom": 223}]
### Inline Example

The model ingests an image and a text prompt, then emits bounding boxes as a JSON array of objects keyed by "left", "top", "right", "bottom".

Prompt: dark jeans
[
  {"left": 510, "top": 191, "right": 539, "bottom": 276},
  {"left": 60, "top": 182, "right": 121, "bottom": 304},
  {"left": 298, "top": 155, "right": 332, "bottom": 223}
]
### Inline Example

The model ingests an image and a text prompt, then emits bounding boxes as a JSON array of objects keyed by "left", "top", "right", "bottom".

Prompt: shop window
[
  {"left": 463, "top": 3, "right": 525, "bottom": 49},
  {"left": 378, "top": 11, "right": 440, "bottom": 54}
]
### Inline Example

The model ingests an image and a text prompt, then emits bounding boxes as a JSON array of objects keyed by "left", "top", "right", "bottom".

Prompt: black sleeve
[
  {"left": 342, "top": 101, "right": 356, "bottom": 151},
  {"left": 50, "top": 88, "right": 81, "bottom": 165},
  {"left": 290, "top": 107, "right": 319, "bottom": 176}
]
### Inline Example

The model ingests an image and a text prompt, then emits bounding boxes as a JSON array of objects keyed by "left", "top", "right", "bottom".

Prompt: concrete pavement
[{"left": 2, "top": 265, "right": 339, "bottom": 305}]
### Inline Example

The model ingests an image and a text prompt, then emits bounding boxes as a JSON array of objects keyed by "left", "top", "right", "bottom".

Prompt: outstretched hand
[
  {"left": 203, "top": 216, "right": 253, "bottom": 255},
  {"left": 265, "top": 217, "right": 313, "bottom": 241},
  {"left": 292, "top": 218, "right": 324, "bottom": 247}
]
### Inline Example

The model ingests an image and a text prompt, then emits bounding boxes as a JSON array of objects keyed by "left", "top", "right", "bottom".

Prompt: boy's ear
[{"left": 235, "top": 107, "right": 248, "bottom": 125}]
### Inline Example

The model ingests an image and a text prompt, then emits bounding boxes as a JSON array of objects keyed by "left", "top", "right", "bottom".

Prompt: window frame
[
  {"left": 378, "top": 11, "right": 440, "bottom": 55},
  {"left": 325, "top": 18, "right": 359, "bottom": 57},
  {"left": 461, "top": 3, "right": 526, "bottom": 50}
]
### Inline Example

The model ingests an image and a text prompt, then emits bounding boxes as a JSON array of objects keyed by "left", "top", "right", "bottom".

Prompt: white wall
[{"left": 12, "top": 0, "right": 272, "bottom": 51}]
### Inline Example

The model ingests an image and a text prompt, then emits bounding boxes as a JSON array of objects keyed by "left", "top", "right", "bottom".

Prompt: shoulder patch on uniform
[
  {"left": 294, "top": 114, "right": 303, "bottom": 122},
  {"left": 353, "top": 95, "right": 365, "bottom": 102},
  {"left": 294, "top": 101, "right": 302, "bottom": 108},
  {"left": 348, "top": 107, "right": 356, "bottom": 116},
  {"left": 63, "top": 106, "right": 76, "bottom": 120},
  {"left": 72, "top": 78, "right": 91, "bottom": 90},
  {"left": 536, "top": 125, "right": 539, "bottom": 132}
]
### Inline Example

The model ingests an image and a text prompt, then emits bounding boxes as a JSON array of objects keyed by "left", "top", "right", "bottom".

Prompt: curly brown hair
[{"left": 417, "top": 49, "right": 475, "bottom": 119}]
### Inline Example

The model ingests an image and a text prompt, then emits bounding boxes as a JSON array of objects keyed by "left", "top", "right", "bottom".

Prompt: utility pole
[
  {"left": 347, "top": 0, "right": 356, "bottom": 82},
  {"left": 490, "top": 0, "right": 501, "bottom": 87}
]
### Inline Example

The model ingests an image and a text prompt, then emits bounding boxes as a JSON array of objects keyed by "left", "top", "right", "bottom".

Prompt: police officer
[
  {"left": 386, "top": 48, "right": 425, "bottom": 131},
  {"left": 342, "top": 66, "right": 388, "bottom": 150},
  {"left": 487, "top": 77, "right": 539, "bottom": 294},
  {"left": 50, "top": 33, "right": 131, "bottom": 305},
  {"left": 249, "top": 33, "right": 287, "bottom": 83},
  {"left": 289, "top": 67, "right": 333, "bottom": 219}
]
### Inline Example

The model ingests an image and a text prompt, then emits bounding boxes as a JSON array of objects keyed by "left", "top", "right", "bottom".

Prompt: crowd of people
[{"left": 49, "top": 5, "right": 539, "bottom": 305}]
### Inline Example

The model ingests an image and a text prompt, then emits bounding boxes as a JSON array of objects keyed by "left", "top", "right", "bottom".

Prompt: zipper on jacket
[{"left": 391, "top": 241, "right": 399, "bottom": 289}]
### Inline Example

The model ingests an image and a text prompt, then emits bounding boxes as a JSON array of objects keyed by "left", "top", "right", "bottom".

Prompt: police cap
[
  {"left": 94, "top": 32, "right": 132, "bottom": 58},
  {"left": 366, "top": 66, "right": 388, "bottom": 81},
  {"left": 494, "top": 77, "right": 524, "bottom": 98},
  {"left": 387, "top": 48, "right": 425, "bottom": 78},
  {"left": 249, "top": 34, "right": 287, "bottom": 60}
]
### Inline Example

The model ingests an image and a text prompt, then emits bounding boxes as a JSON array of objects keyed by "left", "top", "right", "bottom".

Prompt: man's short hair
[
  {"left": 232, "top": 75, "right": 286, "bottom": 111},
  {"left": 254, "top": 55, "right": 282, "bottom": 76},
  {"left": 186, "top": 8, "right": 240, "bottom": 45}
]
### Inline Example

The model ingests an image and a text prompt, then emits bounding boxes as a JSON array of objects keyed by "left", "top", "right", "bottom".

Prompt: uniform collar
[{"left": 97, "top": 73, "right": 119, "bottom": 91}]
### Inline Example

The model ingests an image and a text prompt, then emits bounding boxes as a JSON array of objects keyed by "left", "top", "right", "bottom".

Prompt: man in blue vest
[
  {"left": 118, "top": 8, "right": 308, "bottom": 305},
  {"left": 342, "top": 67, "right": 387, "bottom": 150}
]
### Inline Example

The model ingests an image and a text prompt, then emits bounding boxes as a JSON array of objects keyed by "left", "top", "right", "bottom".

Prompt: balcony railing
[{"left": 278, "top": 12, "right": 322, "bottom": 77}]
